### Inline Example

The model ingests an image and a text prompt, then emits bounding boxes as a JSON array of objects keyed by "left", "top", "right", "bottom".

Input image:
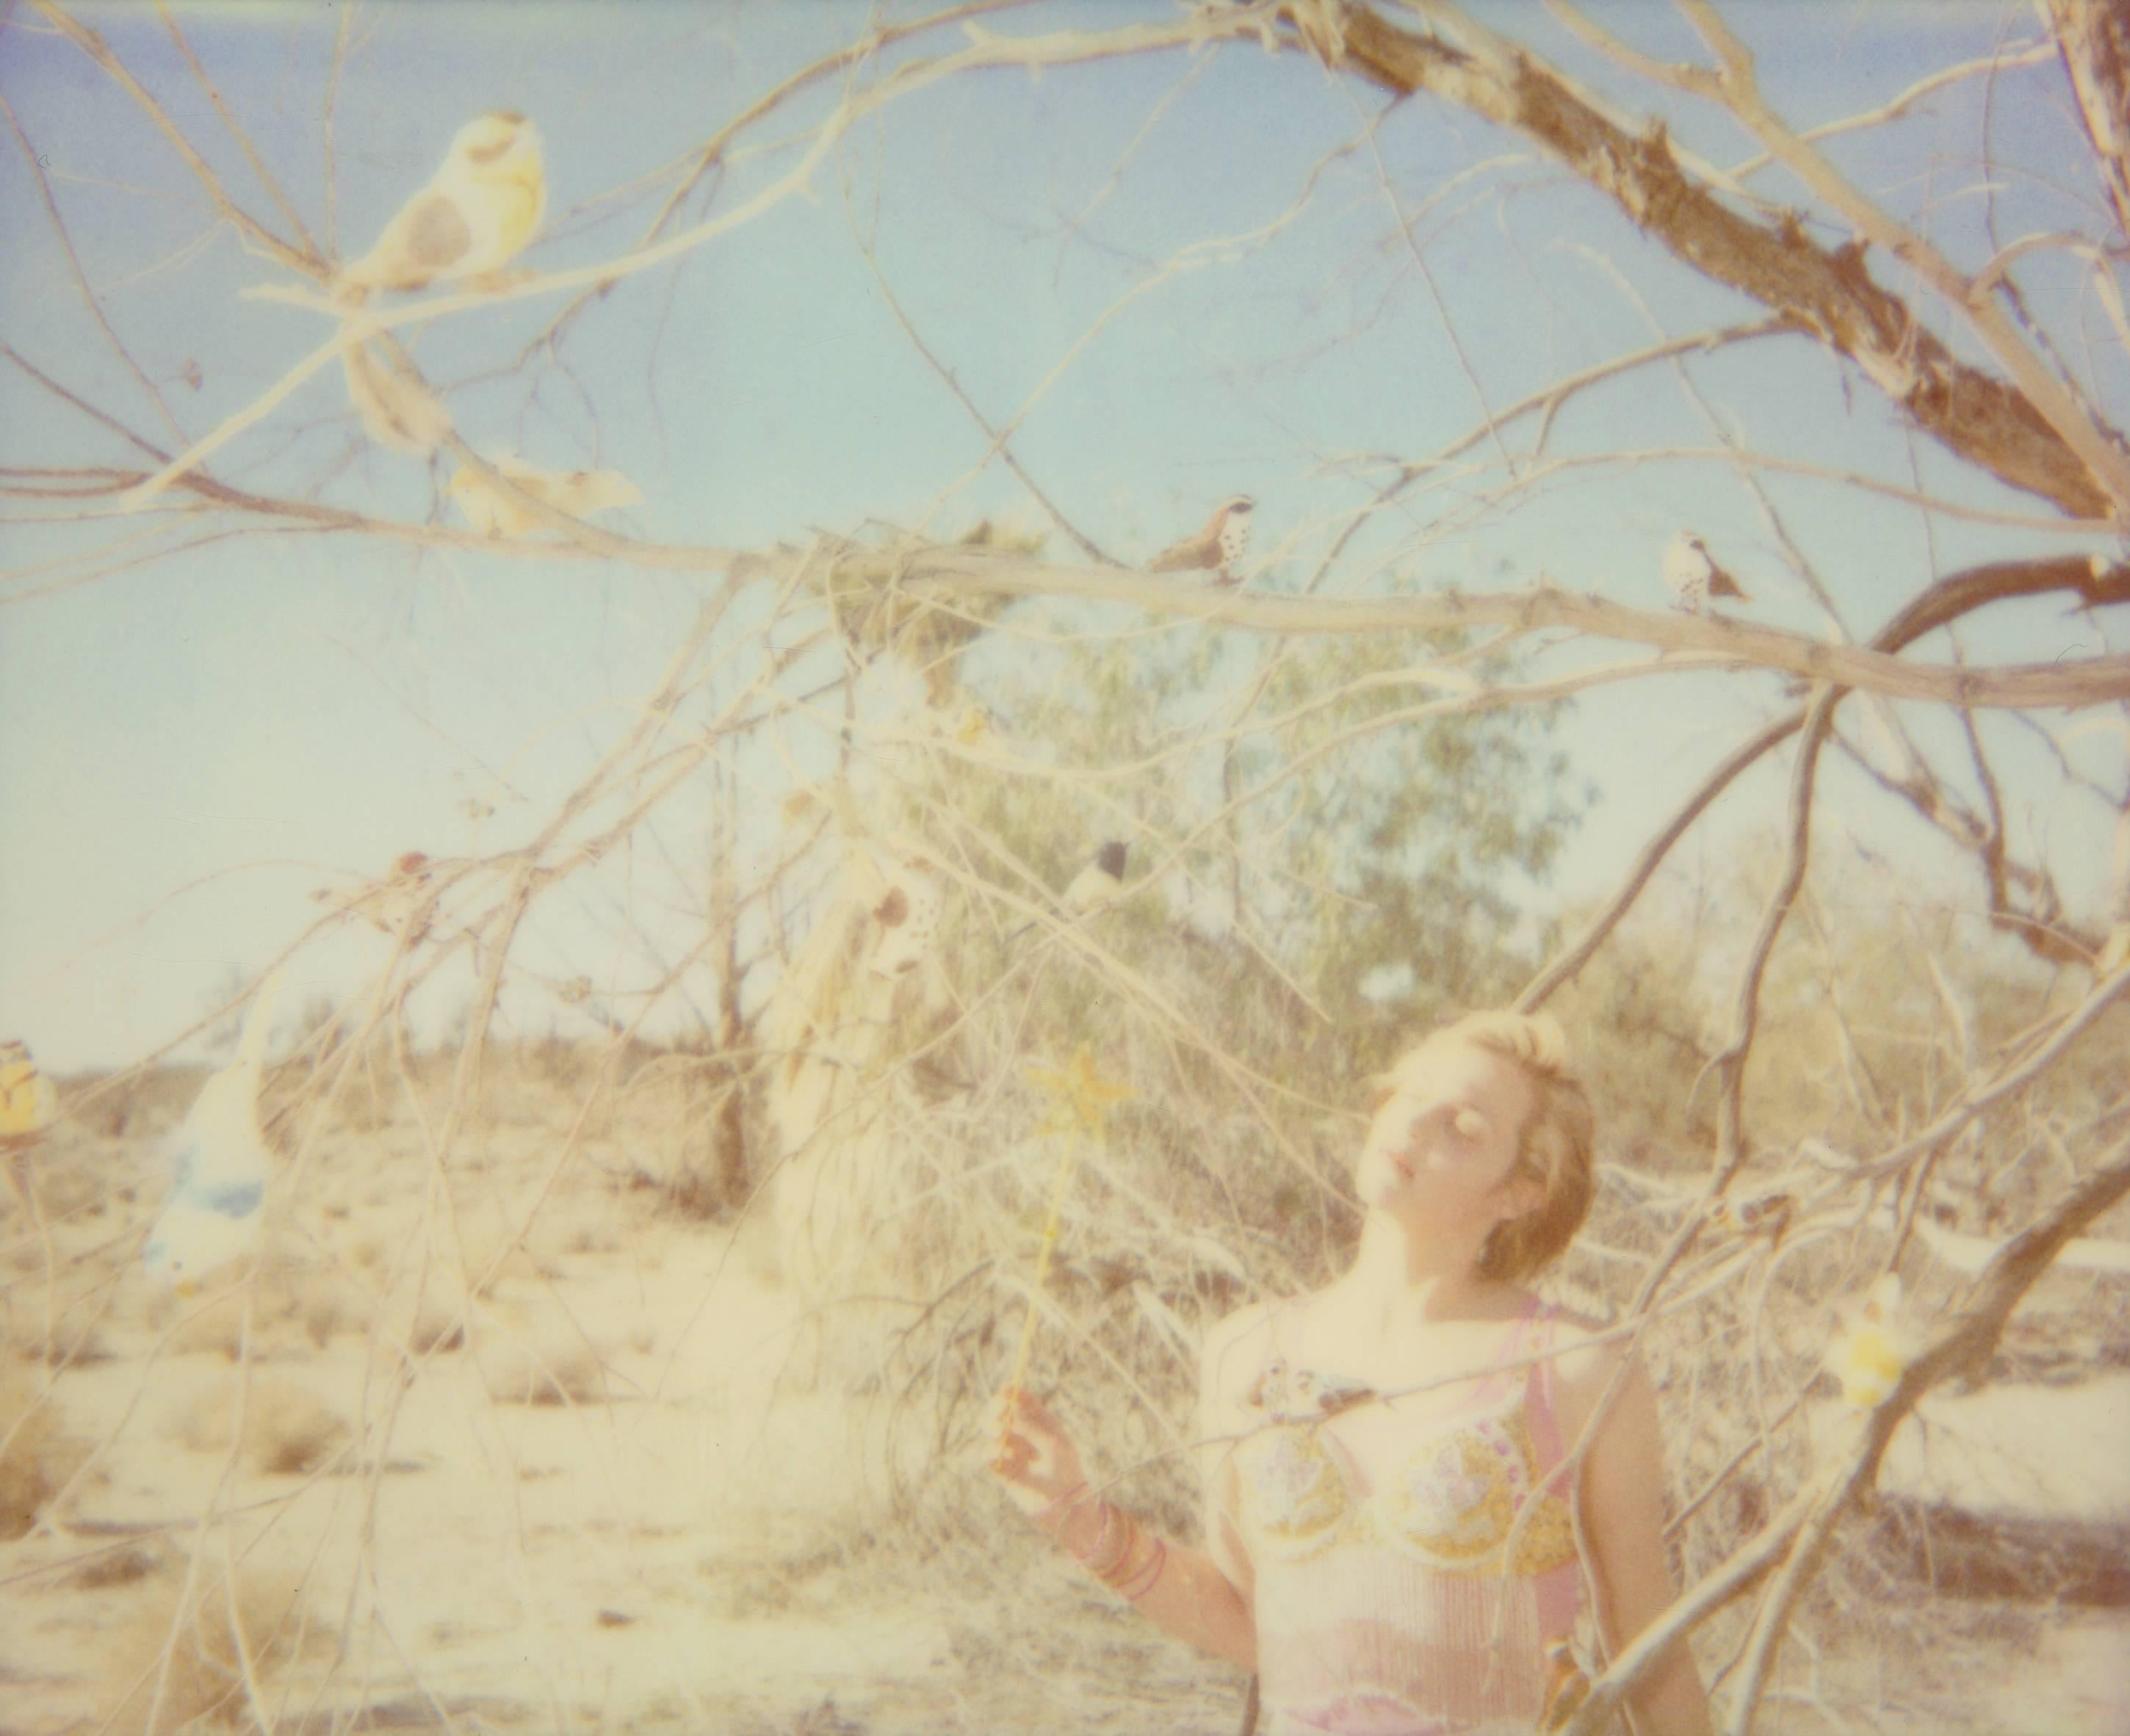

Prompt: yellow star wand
[{"left": 997, "top": 1042, "right": 1133, "bottom": 1469}]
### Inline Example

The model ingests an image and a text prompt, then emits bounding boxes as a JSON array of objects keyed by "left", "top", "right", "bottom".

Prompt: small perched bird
[
  {"left": 336, "top": 112, "right": 544, "bottom": 455},
  {"left": 1064, "top": 841, "right": 1128, "bottom": 913},
  {"left": 1710, "top": 1185, "right": 1796, "bottom": 1244},
  {"left": 311, "top": 850, "right": 436, "bottom": 944},
  {"left": 336, "top": 112, "right": 546, "bottom": 298},
  {"left": 1149, "top": 496, "right": 1254, "bottom": 585},
  {"left": 1662, "top": 531, "right": 1750, "bottom": 612},
  {"left": 143, "top": 968, "right": 285, "bottom": 1295},
  {"left": 0, "top": 1039, "right": 59, "bottom": 1140},
  {"left": 1822, "top": 1273, "right": 1916, "bottom": 1409},
  {"left": 1010, "top": 842, "right": 1127, "bottom": 942},
  {"left": 448, "top": 452, "right": 643, "bottom": 538}
]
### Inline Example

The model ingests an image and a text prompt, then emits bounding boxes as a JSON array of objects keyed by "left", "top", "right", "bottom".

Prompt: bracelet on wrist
[{"left": 1118, "top": 1537, "right": 1169, "bottom": 1603}]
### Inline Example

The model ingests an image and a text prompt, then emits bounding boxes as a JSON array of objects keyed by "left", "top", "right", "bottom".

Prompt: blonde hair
[{"left": 1377, "top": 1010, "right": 1596, "bottom": 1283}]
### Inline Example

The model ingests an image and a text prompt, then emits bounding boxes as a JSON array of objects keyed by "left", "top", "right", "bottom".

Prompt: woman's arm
[
  {"left": 1574, "top": 1350, "right": 1715, "bottom": 1736},
  {"left": 991, "top": 1386, "right": 1257, "bottom": 1670},
  {"left": 987, "top": 1305, "right": 1265, "bottom": 1673}
]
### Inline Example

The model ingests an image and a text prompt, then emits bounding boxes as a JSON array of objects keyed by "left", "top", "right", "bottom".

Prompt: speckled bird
[{"left": 1149, "top": 496, "right": 1254, "bottom": 585}]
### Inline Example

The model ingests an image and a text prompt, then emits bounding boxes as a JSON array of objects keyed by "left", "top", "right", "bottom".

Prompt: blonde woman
[{"left": 992, "top": 1011, "right": 1711, "bottom": 1736}]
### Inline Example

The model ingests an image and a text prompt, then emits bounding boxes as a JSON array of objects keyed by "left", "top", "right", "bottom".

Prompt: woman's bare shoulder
[{"left": 1540, "top": 1304, "right": 1636, "bottom": 1392}]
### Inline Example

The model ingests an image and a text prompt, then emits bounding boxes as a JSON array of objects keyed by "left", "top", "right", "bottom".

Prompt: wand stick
[{"left": 997, "top": 1042, "right": 1130, "bottom": 1469}]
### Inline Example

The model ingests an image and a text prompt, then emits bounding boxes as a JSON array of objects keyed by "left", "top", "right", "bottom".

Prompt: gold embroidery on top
[{"left": 1237, "top": 1384, "right": 1577, "bottom": 1578}]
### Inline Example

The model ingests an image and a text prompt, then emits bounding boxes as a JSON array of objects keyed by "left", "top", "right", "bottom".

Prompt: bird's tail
[
  {"left": 1146, "top": 547, "right": 1193, "bottom": 574},
  {"left": 1710, "top": 568, "right": 1752, "bottom": 601},
  {"left": 343, "top": 330, "right": 454, "bottom": 455},
  {"left": 234, "top": 966, "right": 287, "bottom": 1073}
]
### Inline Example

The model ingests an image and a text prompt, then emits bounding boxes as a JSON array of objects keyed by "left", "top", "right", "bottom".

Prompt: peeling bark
[{"left": 1322, "top": 3, "right": 2124, "bottom": 519}]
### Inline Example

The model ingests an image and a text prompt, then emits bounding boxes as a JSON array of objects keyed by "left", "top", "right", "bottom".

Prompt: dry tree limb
[
  {"left": 1722, "top": 36, "right": 2058, "bottom": 181},
  {"left": 1718, "top": 1121, "right": 2130, "bottom": 1735},
  {"left": 154, "top": 1, "right": 320, "bottom": 257},
  {"left": 0, "top": 93, "right": 189, "bottom": 445},
  {"left": 1521, "top": 718, "right": 1801, "bottom": 1013},
  {"left": 1323, "top": 0, "right": 2129, "bottom": 519},
  {"left": 851, "top": 233, "right": 1119, "bottom": 566},
  {"left": 873, "top": 548, "right": 2130, "bottom": 708},
  {"left": 520, "top": 0, "right": 1030, "bottom": 356},
  {"left": 1677, "top": 0, "right": 2130, "bottom": 510},
  {"left": 30, "top": 0, "right": 324, "bottom": 279},
  {"left": 1564, "top": 1123, "right": 2130, "bottom": 1736},
  {"left": 2040, "top": 0, "right": 2130, "bottom": 245},
  {"left": 1517, "top": 554, "right": 2130, "bottom": 1008},
  {"left": 126, "top": 7, "right": 1270, "bottom": 506}
]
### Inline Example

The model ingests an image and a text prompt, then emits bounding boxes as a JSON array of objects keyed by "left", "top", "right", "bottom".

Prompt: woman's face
[{"left": 1355, "top": 1036, "right": 1541, "bottom": 1236}]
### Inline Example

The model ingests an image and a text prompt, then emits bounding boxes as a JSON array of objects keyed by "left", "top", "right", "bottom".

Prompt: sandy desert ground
[{"left": 3, "top": 1075, "right": 2126, "bottom": 1735}]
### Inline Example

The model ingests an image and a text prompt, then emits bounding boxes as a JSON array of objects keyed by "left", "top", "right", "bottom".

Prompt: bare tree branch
[
  {"left": 1321, "top": 0, "right": 2129, "bottom": 518},
  {"left": 2043, "top": 0, "right": 2130, "bottom": 242}
]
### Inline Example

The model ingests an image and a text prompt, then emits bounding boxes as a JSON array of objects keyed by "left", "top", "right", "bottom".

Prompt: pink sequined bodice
[{"left": 1230, "top": 1300, "right": 1582, "bottom": 1736}]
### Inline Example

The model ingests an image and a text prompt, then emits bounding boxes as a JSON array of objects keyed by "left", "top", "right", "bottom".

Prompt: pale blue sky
[{"left": 1, "top": 1, "right": 2121, "bottom": 1069}]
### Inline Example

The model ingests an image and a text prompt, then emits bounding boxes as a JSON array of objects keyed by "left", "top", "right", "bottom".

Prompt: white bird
[
  {"left": 336, "top": 112, "right": 546, "bottom": 455},
  {"left": 337, "top": 112, "right": 546, "bottom": 299},
  {"left": 447, "top": 451, "right": 643, "bottom": 538},
  {"left": 1010, "top": 842, "right": 1127, "bottom": 943},
  {"left": 1662, "top": 532, "right": 1751, "bottom": 613},
  {"left": 143, "top": 968, "right": 285, "bottom": 1295},
  {"left": 1064, "top": 841, "right": 1128, "bottom": 913}
]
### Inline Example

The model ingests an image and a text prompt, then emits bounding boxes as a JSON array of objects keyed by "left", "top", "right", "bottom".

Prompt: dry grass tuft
[
  {"left": 65, "top": 1541, "right": 163, "bottom": 1589},
  {"left": 166, "top": 1376, "right": 351, "bottom": 1475},
  {"left": 0, "top": 1367, "right": 88, "bottom": 1538},
  {"left": 97, "top": 1558, "right": 318, "bottom": 1735},
  {"left": 287, "top": 1267, "right": 374, "bottom": 1347},
  {"left": 159, "top": 1292, "right": 250, "bottom": 1361},
  {"left": 406, "top": 1291, "right": 467, "bottom": 1354},
  {"left": 476, "top": 1330, "right": 608, "bottom": 1406}
]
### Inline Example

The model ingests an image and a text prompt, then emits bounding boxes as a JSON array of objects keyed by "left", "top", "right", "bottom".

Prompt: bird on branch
[
  {"left": 336, "top": 112, "right": 546, "bottom": 298},
  {"left": 1822, "top": 1273, "right": 1916, "bottom": 1409},
  {"left": 334, "top": 112, "right": 546, "bottom": 456},
  {"left": 1663, "top": 531, "right": 1752, "bottom": 613},
  {"left": 1009, "top": 842, "right": 1129, "bottom": 943},
  {"left": 0, "top": 1039, "right": 59, "bottom": 1142},
  {"left": 449, "top": 451, "right": 643, "bottom": 538},
  {"left": 1149, "top": 496, "right": 1254, "bottom": 585}
]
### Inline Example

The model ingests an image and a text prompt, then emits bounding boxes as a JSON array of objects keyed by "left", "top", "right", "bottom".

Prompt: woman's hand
[{"left": 988, "top": 1386, "right": 1089, "bottom": 1528}]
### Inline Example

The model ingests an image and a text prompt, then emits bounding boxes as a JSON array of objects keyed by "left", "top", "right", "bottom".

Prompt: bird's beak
[{"left": 174, "top": 1278, "right": 200, "bottom": 1299}]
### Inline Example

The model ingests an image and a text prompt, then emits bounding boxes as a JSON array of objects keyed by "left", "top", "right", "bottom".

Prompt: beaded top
[{"left": 1226, "top": 1299, "right": 1584, "bottom": 1735}]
